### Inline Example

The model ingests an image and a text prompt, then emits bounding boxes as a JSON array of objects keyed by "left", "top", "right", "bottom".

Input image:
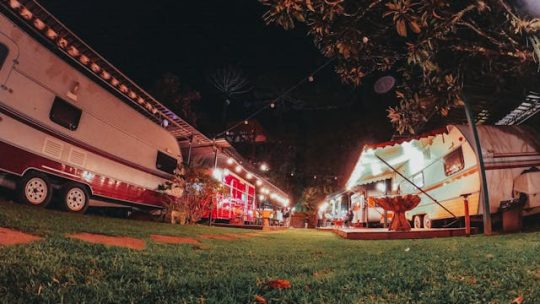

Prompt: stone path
[
  {"left": 68, "top": 232, "right": 146, "bottom": 250},
  {"left": 0, "top": 226, "right": 266, "bottom": 250},
  {"left": 0, "top": 227, "right": 42, "bottom": 246}
]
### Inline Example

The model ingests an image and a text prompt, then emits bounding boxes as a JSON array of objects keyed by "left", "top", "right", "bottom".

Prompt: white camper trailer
[
  {"left": 346, "top": 125, "right": 540, "bottom": 228},
  {"left": 0, "top": 1, "right": 185, "bottom": 213}
]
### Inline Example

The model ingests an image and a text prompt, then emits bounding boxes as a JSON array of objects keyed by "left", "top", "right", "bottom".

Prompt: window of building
[
  {"left": 0, "top": 43, "right": 8, "bottom": 70},
  {"left": 49, "top": 97, "right": 82, "bottom": 131},
  {"left": 156, "top": 151, "right": 177, "bottom": 174},
  {"left": 444, "top": 147, "right": 465, "bottom": 176}
]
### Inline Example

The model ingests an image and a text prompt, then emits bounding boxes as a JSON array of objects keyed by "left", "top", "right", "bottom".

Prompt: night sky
[{"left": 38, "top": 0, "right": 394, "bottom": 193}]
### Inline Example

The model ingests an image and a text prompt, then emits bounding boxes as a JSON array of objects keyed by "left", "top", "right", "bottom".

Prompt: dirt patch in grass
[
  {"left": 67, "top": 233, "right": 145, "bottom": 250},
  {"left": 224, "top": 233, "right": 256, "bottom": 239},
  {"left": 0, "top": 227, "right": 42, "bottom": 246},
  {"left": 243, "top": 232, "right": 263, "bottom": 237},
  {"left": 199, "top": 234, "right": 238, "bottom": 240},
  {"left": 151, "top": 234, "right": 199, "bottom": 245}
]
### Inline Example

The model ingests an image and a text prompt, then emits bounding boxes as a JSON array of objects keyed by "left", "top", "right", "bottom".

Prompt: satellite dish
[{"left": 374, "top": 76, "right": 396, "bottom": 94}]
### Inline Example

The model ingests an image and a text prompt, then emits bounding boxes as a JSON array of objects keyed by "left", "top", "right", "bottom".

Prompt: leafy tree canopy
[
  {"left": 260, "top": 0, "right": 540, "bottom": 133},
  {"left": 152, "top": 73, "right": 201, "bottom": 127}
]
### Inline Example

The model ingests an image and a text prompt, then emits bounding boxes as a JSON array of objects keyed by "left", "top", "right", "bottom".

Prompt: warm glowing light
[
  {"left": 235, "top": 165, "right": 242, "bottom": 173},
  {"left": 82, "top": 171, "right": 95, "bottom": 182},
  {"left": 376, "top": 182, "right": 386, "bottom": 193},
  {"left": 402, "top": 142, "right": 424, "bottom": 173},
  {"left": 246, "top": 173, "right": 253, "bottom": 180},
  {"left": 259, "top": 163, "right": 269, "bottom": 171},
  {"left": 371, "top": 162, "right": 382, "bottom": 175},
  {"left": 319, "top": 202, "right": 329, "bottom": 212},
  {"left": 256, "top": 180, "right": 262, "bottom": 186},
  {"left": 227, "top": 157, "right": 234, "bottom": 165},
  {"left": 259, "top": 195, "right": 265, "bottom": 201},
  {"left": 212, "top": 168, "right": 223, "bottom": 181}
]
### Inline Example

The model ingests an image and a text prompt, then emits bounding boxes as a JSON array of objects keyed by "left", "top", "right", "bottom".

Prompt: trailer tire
[
  {"left": 60, "top": 183, "right": 89, "bottom": 214},
  {"left": 413, "top": 215, "right": 424, "bottom": 229},
  {"left": 423, "top": 214, "right": 432, "bottom": 229},
  {"left": 18, "top": 172, "right": 53, "bottom": 208}
]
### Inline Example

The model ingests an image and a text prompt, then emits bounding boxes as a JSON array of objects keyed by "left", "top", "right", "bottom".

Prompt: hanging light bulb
[
  {"left": 270, "top": 102, "right": 276, "bottom": 108},
  {"left": 308, "top": 75, "right": 314, "bottom": 82},
  {"left": 227, "top": 157, "right": 234, "bottom": 165},
  {"left": 235, "top": 165, "right": 242, "bottom": 173},
  {"left": 244, "top": 120, "right": 249, "bottom": 125}
]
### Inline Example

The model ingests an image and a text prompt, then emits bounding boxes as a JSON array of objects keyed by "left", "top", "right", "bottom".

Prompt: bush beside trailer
[
  {"left": 0, "top": 3, "right": 182, "bottom": 213},
  {"left": 346, "top": 125, "right": 540, "bottom": 228}
]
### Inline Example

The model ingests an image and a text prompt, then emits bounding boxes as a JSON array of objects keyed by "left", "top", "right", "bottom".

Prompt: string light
[{"left": 214, "top": 59, "right": 335, "bottom": 138}]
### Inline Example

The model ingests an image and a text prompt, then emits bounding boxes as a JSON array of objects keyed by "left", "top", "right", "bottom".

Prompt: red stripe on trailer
[
  {"left": 0, "top": 104, "right": 171, "bottom": 180},
  {"left": 0, "top": 140, "right": 164, "bottom": 207}
]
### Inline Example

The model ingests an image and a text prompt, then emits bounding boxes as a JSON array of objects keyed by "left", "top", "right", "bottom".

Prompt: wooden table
[{"left": 373, "top": 195, "right": 421, "bottom": 231}]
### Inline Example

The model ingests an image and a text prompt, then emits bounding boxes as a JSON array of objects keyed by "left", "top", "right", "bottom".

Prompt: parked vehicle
[
  {"left": 205, "top": 171, "right": 256, "bottom": 224},
  {"left": 0, "top": 3, "right": 182, "bottom": 213},
  {"left": 346, "top": 125, "right": 540, "bottom": 228}
]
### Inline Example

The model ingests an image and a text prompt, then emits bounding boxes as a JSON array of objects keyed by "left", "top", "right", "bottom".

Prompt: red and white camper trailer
[{"left": 0, "top": 1, "right": 186, "bottom": 213}]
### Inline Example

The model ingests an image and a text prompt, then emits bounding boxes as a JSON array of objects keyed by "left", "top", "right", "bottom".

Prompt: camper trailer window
[
  {"left": 156, "top": 151, "right": 177, "bottom": 174},
  {"left": 49, "top": 97, "right": 82, "bottom": 131},
  {"left": 444, "top": 147, "right": 464, "bottom": 176},
  {"left": 0, "top": 43, "right": 8, "bottom": 70}
]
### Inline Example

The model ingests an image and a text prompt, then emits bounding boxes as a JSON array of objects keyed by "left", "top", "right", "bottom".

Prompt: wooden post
[
  {"left": 461, "top": 193, "right": 471, "bottom": 237},
  {"left": 463, "top": 98, "right": 492, "bottom": 235},
  {"left": 186, "top": 135, "right": 193, "bottom": 167},
  {"left": 209, "top": 143, "right": 218, "bottom": 226}
]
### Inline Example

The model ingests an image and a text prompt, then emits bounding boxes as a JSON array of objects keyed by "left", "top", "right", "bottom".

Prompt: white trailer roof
[
  {"left": 346, "top": 125, "right": 540, "bottom": 190},
  {"left": 0, "top": 0, "right": 212, "bottom": 145}
]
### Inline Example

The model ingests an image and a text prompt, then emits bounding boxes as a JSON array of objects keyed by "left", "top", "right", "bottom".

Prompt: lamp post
[{"left": 463, "top": 98, "right": 492, "bottom": 235}]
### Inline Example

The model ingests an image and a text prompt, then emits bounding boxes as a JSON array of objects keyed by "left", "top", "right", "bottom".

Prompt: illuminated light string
[
  {"left": 214, "top": 157, "right": 290, "bottom": 206},
  {"left": 214, "top": 58, "right": 336, "bottom": 138},
  {"left": 6, "top": 0, "right": 189, "bottom": 135}
]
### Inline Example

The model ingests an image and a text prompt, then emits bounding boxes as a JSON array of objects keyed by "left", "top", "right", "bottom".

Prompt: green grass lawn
[{"left": 1, "top": 200, "right": 539, "bottom": 303}]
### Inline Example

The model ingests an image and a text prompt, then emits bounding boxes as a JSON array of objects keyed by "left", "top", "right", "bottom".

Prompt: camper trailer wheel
[
  {"left": 61, "top": 183, "right": 89, "bottom": 213},
  {"left": 18, "top": 172, "right": 53, "bottom": 207},
  {"left": 413, "top": 215, "right": 424, "bottom": 229},
  {"left": 423, "top": 214, "right": 432, "bottom": 229}
]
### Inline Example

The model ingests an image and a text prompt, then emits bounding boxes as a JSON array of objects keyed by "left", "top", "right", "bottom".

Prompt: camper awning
[
  {"left": 346, "top": 129, "right": 446, "bottom": 190},
  {"left": 364, "top": 127, "right": 448, "bottom": 150}
]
